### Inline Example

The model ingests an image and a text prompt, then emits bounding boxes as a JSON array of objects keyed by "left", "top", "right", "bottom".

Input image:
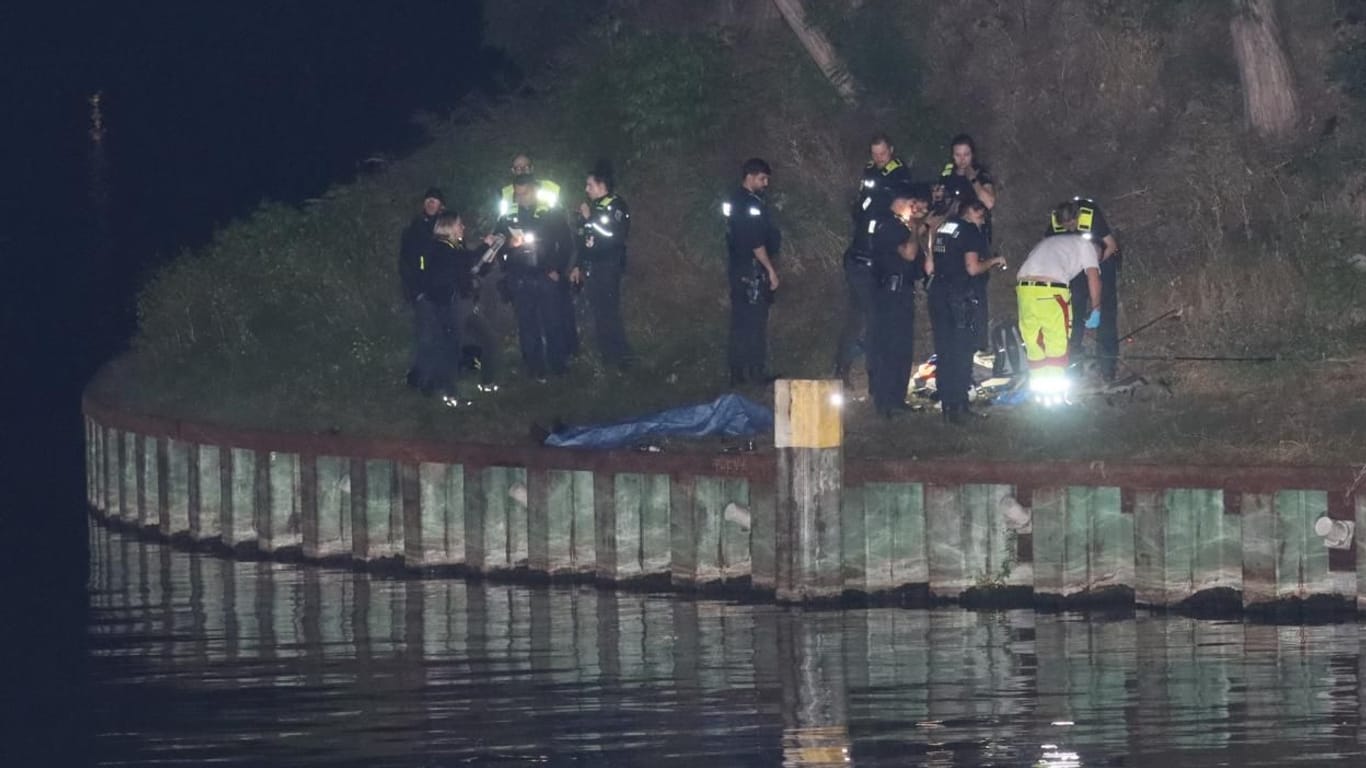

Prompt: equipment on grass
[{"left": 989, "top": 320, "right": 1028, "bottom": 378}]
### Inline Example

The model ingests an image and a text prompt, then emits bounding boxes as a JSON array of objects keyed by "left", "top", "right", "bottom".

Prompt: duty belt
[{"left": 1018, "top": 280, "right": 1067, "bottom": 289}]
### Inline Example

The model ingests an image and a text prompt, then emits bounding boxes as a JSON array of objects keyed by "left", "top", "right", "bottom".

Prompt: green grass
[{"left": 106, "top": 2, "right": 1366, "bottom": 465}]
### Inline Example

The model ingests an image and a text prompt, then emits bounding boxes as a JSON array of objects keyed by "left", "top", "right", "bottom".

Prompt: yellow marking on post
[{"left": 774, "top": 379, "right": 843, "bottom": 449}]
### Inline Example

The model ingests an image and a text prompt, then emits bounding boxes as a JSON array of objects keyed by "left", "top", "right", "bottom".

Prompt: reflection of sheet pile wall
[{"left": 85, "top": 527, "right": 1366, "bottom": 765}]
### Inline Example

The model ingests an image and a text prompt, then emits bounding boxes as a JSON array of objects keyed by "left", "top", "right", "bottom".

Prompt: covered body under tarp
[{"left": 543, "top": 393, "right": 774, "bottom": 449}]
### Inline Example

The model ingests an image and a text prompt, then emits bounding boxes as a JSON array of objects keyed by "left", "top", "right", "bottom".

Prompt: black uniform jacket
[
  {"left": 937, "top": 163, "right": 993, "bottom": 209},
  {"left": 870, "top": 214, "right": 922, "bottom": 289},
  {"left": 418, "top": 238, "right": 481, "bottom": 304},
  {"left": 723, "top": 188, "right": 780, "bottom": 274},
  {"left": 494, "top": 204, "right": 575, "bottom": 276},
  {"left": 851, "top": 158, "right": 912, "bottom": 249},
  {"left": 578, "top": 194, "right": 631, "bottom": 270},
  {"left": 399, "top": 213, "right": 438, "bottom": 301},
  {"left": 931, "top": 218, "right": 989, "bottom": 292}
]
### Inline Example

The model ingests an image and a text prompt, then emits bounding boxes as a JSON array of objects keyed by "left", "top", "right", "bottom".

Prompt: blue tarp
[{"left": 543, "top": 393, "right": 774, "bottom": 450}]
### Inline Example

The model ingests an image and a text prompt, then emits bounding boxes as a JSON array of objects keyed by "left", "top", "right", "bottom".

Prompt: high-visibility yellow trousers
[{"left": 1016, "top": 283, "right": 1072, "bottom": 383}]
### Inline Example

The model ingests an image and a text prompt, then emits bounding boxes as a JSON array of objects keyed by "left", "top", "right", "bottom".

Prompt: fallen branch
[{"left": 771, "top": 0, "right": 859, "bottom": 105}]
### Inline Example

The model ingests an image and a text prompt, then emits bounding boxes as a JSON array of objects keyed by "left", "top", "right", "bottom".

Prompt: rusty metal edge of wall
[
  {"left": 81, "top": 391, "right": 773, "bottom": 481},
  {"left": 83, "top": 389, "right": 1366, "bottom": 495}
]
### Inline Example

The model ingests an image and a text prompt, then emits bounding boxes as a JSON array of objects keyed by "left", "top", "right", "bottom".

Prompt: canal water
[{"left": 87, "top": 525, "right": 1366, "bottom": 767}]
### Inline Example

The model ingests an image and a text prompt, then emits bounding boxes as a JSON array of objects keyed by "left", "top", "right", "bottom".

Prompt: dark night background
[{"left": 2, "top": 2, "right": 495, "bottom": 761}]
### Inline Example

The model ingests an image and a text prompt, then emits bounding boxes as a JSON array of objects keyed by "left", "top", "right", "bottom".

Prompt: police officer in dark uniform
[
  {"left": 867, "top": 185, "right": 927, "bottom": 418},
  {"left": 413, "top": 212, "right": 501, "bottom": 402},
  {"left": 1046, "top": 196, "right": 1121, "bottom": 381},
  {"left": 570, "top": 162, "right": 633, "bottom": 370},
  {"left": 398, "top": 187, "right": 445, "bottom": 388},
  {"left": 928, "top": 200, "right": 1006, "bottom": 424},
  {"left": 495, "top": 155, "right": 577, "bottom": 359},
  {"left": 399, "top": 187, "right": 446, "bottom": 300},
  {"left": 933, "top": 134, "right": 997, "bottom": 352},
  {"left": 493, "top": 174, "right": 575, "bottom": 381},
  {"left": 722, "top": 158, "right": 781, "bottom": 386},
  {"left": 833, "top": 133, "right": 913, "bottom": 384}
]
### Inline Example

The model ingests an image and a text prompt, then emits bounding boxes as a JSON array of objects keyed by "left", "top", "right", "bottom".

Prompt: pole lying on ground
[
  {"left": 1119, "top": 306, "right": 1182, "bottom": 344},
  {"left": 1118, "top": 353, "right": 1278, "bottom": 363}
]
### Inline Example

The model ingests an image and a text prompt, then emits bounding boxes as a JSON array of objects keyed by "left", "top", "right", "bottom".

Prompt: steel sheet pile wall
[{"left": 83, "top": 397, "right": 1366, "bottom": 614}]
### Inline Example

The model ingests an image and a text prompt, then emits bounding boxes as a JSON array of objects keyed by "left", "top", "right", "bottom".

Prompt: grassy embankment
[{"left": 100, "top": 0, "right": 1366, "bottom": 464}]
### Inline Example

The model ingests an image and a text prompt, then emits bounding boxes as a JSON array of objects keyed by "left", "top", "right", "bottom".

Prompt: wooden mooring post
[{"left": 774, "top": 379, "right": 844, "bottom": 602}]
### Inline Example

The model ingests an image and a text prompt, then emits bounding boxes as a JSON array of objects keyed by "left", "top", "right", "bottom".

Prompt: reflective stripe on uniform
[{"left": 1077, "top": 205, "right": 1095, "bottom": 232}]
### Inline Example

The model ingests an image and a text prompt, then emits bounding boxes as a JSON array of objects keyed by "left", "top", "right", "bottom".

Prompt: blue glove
[{"left": 1084, "top": 308, "right": 1101, "bottom": 329}]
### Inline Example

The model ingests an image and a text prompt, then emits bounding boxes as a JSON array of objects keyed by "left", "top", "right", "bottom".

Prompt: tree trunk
[
  {"left": 771, "top": 0, "right": 859, "bottom": 105},
  {"left": 1230, "top": 0, "right": 1300, "bottom": 140}
]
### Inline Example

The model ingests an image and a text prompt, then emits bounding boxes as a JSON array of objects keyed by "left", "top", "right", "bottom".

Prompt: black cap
[{"left": 422, "top": 186, "right": 445, "bottom": 203}]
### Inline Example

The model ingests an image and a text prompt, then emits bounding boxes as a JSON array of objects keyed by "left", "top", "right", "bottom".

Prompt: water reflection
[{"left": 87, "top": 526, "right": 1365, "bottom": 766}]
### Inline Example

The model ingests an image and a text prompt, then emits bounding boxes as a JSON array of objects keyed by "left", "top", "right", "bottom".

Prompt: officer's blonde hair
[{"left": 433, "top": 212, "right": 462, "bottom": 241}]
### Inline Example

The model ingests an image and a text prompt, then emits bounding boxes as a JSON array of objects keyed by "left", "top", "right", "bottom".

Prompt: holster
[
  {"left": 844, "top": 247, "right": 873, "bottom": 268},
  {"left": 950, "top": 291, "right": 978, "bottom": 330},
  {"left": 741, "top": 276, "right": 762, "bottom": 305}
]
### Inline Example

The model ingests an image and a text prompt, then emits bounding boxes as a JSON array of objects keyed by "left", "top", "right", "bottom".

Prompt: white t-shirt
[{"left": 1017, "top": 234, "right": 1099, "bottom": 283}]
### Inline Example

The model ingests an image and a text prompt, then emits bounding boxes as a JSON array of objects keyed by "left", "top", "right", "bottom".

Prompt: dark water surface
[{"left": 87, "top": 525, "right": 1366, "bottom": 767}]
